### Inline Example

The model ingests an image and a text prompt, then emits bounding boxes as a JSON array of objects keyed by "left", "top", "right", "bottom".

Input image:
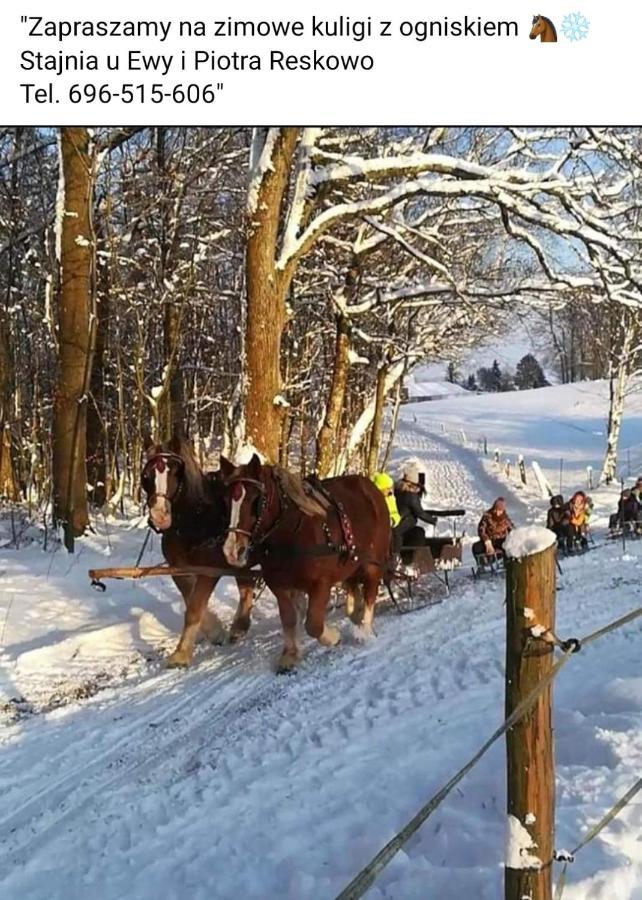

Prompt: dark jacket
[
  {"left": 547, "top": 497, "right": 568, "bottom": 531},
  {"left": 618, "top": 494, "right": 640, "bottom": 522},
  {"left": 478, "top": 508, "right": 513, "bottom": 543},
  {"left": 394, "top": 487, "right": 438, "bottom": 528}
]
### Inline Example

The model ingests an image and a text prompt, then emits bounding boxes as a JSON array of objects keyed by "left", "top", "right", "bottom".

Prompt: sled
[
  {"left": 384, "top": 540, "right": 462, "bottom": 614},
  {"left": 471, "top": 551, "right": 505, "bottom": 579},
  {"left": 608, "top": 521, "right": 642, "bottom": 542}
]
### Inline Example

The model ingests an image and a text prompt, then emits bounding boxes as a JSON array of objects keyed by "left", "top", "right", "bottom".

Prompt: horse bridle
[
  {"left": 224, "top": 474, "right": 287, "bottom": 547},
  {"left": 143, "top": 452, "right": 186, "bottom": 527}
]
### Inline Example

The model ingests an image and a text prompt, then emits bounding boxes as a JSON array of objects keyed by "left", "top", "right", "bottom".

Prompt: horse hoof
[
  {"left": 166, "top": 650, "right": 191, "bottom": 669},
  {"left": 352, "top": 624, "right": 374, "bottom": 644},
  {"left": 210, "top": 631, "right": 227, "bottom": 647},
  {"left": 229, "top": 629, "right": 246, "bottom": 645},
  {"left": 319, "top": 625, "right": 341, "bottom": 648},
  {"left": 276, "top": 652, "right": 300, "bottom": 674}
]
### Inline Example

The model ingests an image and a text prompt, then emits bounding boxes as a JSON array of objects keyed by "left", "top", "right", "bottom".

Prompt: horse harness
[{"left": 225, "top": 469, "right": 360, "bottom": 563}]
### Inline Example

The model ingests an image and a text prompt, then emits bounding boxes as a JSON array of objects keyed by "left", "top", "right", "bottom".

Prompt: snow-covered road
[{"left": 1, "top": 423, "right": 641, "bottom": 900}]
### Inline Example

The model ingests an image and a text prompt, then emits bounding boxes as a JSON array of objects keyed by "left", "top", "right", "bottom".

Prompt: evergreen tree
[
  {"left": 466, "top": 373, "right": 478, "bottom": 391},
  {"left": 446, "top": 361, "right": 459, "bottom": 384},
  {"left": 514, "top": 354, "right": 549, "bottom": 390},
  {"left": 490, "top": 359, "right": 502, "bottom": 391},
  {"left": 499, "top": 369, "right": 515, "bottom": 392}
]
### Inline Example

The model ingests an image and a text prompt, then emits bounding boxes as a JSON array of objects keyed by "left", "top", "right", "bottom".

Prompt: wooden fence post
[{"left": 504, "top": 528, "right": 557, "bottom": 900}]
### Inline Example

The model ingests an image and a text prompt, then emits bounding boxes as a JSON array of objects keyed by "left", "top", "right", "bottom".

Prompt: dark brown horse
[
  {"left": 219, "top": 454, "right": 390, "bottom": 672},
  {"left": 530, "top": 15, "right": 557, "bottom": 41},
  {"left": 141, "top": 436, "right": 257, "bottom": 667}
]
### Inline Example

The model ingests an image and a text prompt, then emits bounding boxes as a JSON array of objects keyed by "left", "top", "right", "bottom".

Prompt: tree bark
[
  {"left": 0, "top": 128, "right": 24, "bottom": 501},
  {"left": 52, "top": 127, "right": 96, "bottom": 544},
  {"left": 366, "top": 361, "right": 389, "bottom": 477},
  {"left": 601, "top": 326, "right": 634, "bottom": 484},
  {"left": 316, "top": 313, "right": 351, "bottom": 477},
  {"left": 244, "top": 127, "right": 300, "bottom": 462},
  {"left": 86, "top": 215, "right": 110, "bottom": 506}
]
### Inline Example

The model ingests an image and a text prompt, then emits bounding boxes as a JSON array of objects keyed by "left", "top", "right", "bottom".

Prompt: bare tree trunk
[
  {"left": 0, "top": 128, "right": 24, "bottom": 501},
  {"left": 52, "top": 127, "right": 96, "bottom": 546},
  {"left": 244, "top": 127, "right": 299, "bottom": 461},
  {"left": 86, "top": 216, "right": 109, "bottom": 506},
  {"left": 380, "top": 370, "right": 406, "bottom": 471},
  {"left": 367, "top": 361, "right": 389, "bottom": 477},
  {"left": 316, "top": 313, "right": 351, "bottom": 477},
  {"left": 601, "top": 347, "right": 630, "bottom": 484}
]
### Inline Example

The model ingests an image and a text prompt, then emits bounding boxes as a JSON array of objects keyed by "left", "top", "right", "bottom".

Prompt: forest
[{"left": 0, "top": 126, "right": 641, "bottom": 547}]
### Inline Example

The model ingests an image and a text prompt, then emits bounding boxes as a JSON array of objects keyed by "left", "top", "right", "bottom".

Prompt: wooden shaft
[
  {"left": 88, "top": 564, "right": 259, "bottom": 582},
  {"left": 505, "top": 541, "right": 556, "bottom": 900}
]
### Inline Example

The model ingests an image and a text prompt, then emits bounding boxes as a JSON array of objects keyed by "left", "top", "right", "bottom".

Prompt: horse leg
[
  {"left": 230, "top": 579, "right": 255, "bottom": 644},
  {"left": 199, "top": 584, "right": 227, "bottom": 646},
  {"left": 167, "top": 576, "right": 217, "bottom": 668},
  {"left": 344, "top": 581, "right": 364, "bottom": 625},
  {"left": 306, "top": 582, "right": 340, "bottom": 648},
  {"left": 359, "top": 567, "right": 382, "bottom": 638},
  {"left": 275, "top": 588, "right": 303, "bottom": 673}
]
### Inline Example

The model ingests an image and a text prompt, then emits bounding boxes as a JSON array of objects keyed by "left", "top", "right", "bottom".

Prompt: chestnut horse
[
  {"left": 530, "top": 15, "right": 557, "bottom": 42},
  {"left": 141, "top": 436, "right": 257, "bottom": 667},
  {"left": 219, "top": 454, "right": 390, "bottom": 672}
]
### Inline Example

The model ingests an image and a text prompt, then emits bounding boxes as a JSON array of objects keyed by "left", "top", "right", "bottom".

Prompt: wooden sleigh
[{"left": 384, "top": 537, "right": 464, "bottom": 614}]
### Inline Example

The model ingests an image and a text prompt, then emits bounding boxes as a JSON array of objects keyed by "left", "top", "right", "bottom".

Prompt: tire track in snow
[{"left": 0, "top": 646, "right": 280, "bottom": 872}]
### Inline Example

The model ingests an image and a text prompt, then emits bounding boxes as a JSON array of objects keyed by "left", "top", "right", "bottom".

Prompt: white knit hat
[{"left": 401, "top": 461, "right": 421, "bottom": 485}]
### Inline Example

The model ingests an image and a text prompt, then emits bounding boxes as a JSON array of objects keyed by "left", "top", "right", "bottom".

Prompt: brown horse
[
  {"left": 530, "top": 15, "right": 557, "bottom": 42},
  {"left": 219, "top": 454, "right": 391, "bottom": 672},
  {"left": 141, "top": 436, "right": 257, "bottom": 667}
]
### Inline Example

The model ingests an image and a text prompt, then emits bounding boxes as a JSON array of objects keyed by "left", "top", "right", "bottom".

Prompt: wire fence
[{"left": 334, "top": 605, "right": 642, "bottom": 900}]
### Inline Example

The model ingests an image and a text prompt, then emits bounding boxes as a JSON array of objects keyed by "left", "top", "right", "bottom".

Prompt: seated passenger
[
  {"left": 472, "top": 497, "right": 513, "bottom": 561},
  {"left": 546, "top": 494, "right": 569, "bottom": 544},
  {"left": 565, "top": 491, "right": 589, "bottom": 550},
  {"left": 393, "top": 469, "right": 437, "bottom": 553},
  {"left": 609, "top": 488, "right": 640, "bottom": 532}
]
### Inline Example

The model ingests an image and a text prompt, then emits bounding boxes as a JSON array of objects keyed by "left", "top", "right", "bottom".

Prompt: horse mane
[
  {"left": 540, "top": 15, "right": 557, "bottom": 39},
  {"left": 167, "top": 437, "right": 209, "bottom": 507},
  {"left": 273, "top": 466, "right": 330, "bottom": 518}
]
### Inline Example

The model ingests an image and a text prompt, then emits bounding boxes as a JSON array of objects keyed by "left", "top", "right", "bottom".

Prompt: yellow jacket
[{"left": 372, "top": 472, "right": 401, "bottom": 527}]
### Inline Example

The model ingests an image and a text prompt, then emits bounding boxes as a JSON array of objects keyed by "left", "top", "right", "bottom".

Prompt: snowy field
[
  {"left": 404, "top": 374, "right": 642, "bottom": 490},
  {"left": 0, "top": 382, "right": 641, "bottom": 899}
]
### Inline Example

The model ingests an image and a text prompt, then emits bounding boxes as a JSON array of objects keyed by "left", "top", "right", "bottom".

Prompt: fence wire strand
[
  {"left": 554, "top": 777, "right": 642, "bottom": 900},
  {"left": 333, "top": 605, "right": 642, "bottom": 900}
]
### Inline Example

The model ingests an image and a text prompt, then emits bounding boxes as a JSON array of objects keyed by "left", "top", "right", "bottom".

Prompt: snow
[
  {"left": 229, "top": 442, "right": 265, "bottom": 465},
  {"left": 505, "top": 814, "right": 542, "bottom": 870},
  {"left": 247, "top": 128, "right": 279, "bottom": 218},
  {"left": 1, "top": 379, "right": 641, "bottom": 899},
  {"left": 54, "top": 133, "right": 65, "bottom": 263},
  {"left": 504, "top": 526, "right": 556, "bottom": 559}
]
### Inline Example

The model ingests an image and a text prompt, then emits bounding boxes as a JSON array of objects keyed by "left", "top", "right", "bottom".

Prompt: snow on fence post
[
  {"left": 531, "top": 461, "right": 553, "bottom": 499},
  {"left": 504, "top": 458, "right": 511, "bottom": 479},
  {"left": 504, "top": 528, "right": 557, "bottom": 900},
  {"left": 518, "top": 454, "right": 527, "bottom": 485},
  {"left": 587, "top": 466, "right": 593, "bottom": 490},
  {"left": 494, "top": 448, "right": 500, "bottom": 466},
  {"left": 460, "top": 429, "right": 467, "bottom": 446}
]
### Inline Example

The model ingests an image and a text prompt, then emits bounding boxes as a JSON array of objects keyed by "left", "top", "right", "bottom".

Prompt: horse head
[
  {"left": 141, "top": 434, "right": 205, "bottom": 532},
  {"left": 220, "top": 453, "right": 266, "bottom": 568},
  {"left": 530, "top": 15, "right": 557, "bottom": 41}
]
